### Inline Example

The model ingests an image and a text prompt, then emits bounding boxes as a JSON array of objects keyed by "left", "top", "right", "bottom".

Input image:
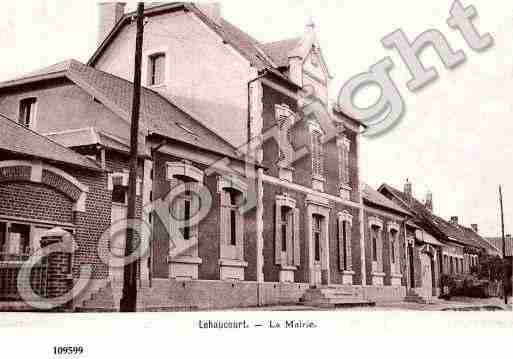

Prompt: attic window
[
  {"left": 19, "top": 97, "right": 37, "bottom": 129},
  {"left": 149, "top": 53, "right": 165, "bottom": 86}
]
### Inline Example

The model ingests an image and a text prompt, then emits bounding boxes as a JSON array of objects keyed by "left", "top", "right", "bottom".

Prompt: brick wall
[{"left": 0, "top": 181, "right": 74, "bottom": 224}]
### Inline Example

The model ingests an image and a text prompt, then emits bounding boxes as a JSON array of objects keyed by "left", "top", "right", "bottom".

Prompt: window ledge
[
  {"left": 148, "top": 84, "right": 166, "bottom": 91},
  {"left": 342, "top": 270, "right": 355, "bottom": 275},
  {"left": 371, "top": 271, "right": 386, "bottom": 277},
  {"left": 391, "top": 273, "right": 403, "bottom": 278},
  {"left": 219, "top": 259, "right": 248, "bottom": 268},
  {"left": 280, "top": 264, "right": 298, "bottom": 271},
  {"left": 167, "top": 256, "right": 203, "bottom": 265}
]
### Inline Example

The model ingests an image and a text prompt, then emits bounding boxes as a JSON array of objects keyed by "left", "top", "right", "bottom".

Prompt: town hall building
[{"left": 0, "top": 2, "right": 494, "bottom": 310}]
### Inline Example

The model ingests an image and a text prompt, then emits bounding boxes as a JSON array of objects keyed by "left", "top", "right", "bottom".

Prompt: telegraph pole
[
  {"left": 499, "top": 185, "right": 507, "bottom": 305},
  {"left": 120, "top": 2, "right": 145, "bottom": 312}
]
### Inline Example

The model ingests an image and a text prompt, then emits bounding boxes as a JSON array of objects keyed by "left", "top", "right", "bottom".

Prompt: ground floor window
[
  {"left": 0, "top": 220, "right": 74, "bottom": 262},
  {"left": 313, "top": 215, "right": 322, "bottom": 262}
]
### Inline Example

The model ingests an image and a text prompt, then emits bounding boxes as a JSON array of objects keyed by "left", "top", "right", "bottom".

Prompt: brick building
[
  {"left": 379, "top": 180, "right": 497, "bottom": 301},
  {"left": 0, "top": 2, "right": 495, "bottom": 310}
]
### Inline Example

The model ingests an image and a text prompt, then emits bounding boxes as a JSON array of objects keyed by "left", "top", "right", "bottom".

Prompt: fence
[{"left": 0, "top": 260, "right": 48, "bottom": 301}]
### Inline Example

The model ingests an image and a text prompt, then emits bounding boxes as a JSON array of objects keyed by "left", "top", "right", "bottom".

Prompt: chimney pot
[
  {"left": 425, "top": 190, "right": 433, "bottom": 212},
  {"left": 404, "top": 179, "right": 412, "bottom": 200},
  {"left": 450, "top": 216, "right": 459, "bottom": 225},
  {"left": 97, "top": 2, "right": 126, "bottom": 46},
  {"left": 471, "top": 224, "right": 478, "bottom": 232}
]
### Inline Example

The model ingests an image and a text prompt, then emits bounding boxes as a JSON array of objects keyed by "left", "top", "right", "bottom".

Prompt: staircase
[
  {"left": 301, "top": 286, "right": 375, "bottom": 308},
  {"left": 76, "top": 279, "right": 197, "bottom": 312}
]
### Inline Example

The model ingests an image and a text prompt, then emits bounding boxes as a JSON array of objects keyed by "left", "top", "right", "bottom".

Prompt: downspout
[
  {"left": 247, "top": 70, "right": 267, "bottom": 306},
  {"left": 146, "top": 139, "right": 166, "bottom": 289}
]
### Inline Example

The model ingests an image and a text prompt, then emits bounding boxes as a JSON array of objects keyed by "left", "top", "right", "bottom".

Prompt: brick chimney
[
  {"left": 425, "top": 190, "right": 433, "bottom": 212},
  {"left": 404, "top": 179, "right": 412, "bottom": 200},
  {"left": 196, "top": 2, "right": 222, "bottom": 26},
  {"left": 450, "top": 216, "right": 459, "bottom": 225},
  {"left": 97, "top": 2, "right": 126, "bottom": 46},
  {"left": 471, "top": 224, "right": 478, "bottom": 232}
]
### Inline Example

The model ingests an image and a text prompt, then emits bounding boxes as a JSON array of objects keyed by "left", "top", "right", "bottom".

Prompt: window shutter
[
  {"left": 293, "top": 208, "right": 300, "bottom": 266},
  {"left": 274, "top": 204, "right": 282, "bottom": 265},
  {"left": 236, "top": 205, "right": 244, "bottom": 260},
  {"left": 189, "top": 182, "right": 200, "bottom": 241},
  {"left": 286, "top": 210, "right": 294, "bottom": 265},
  {"left": 220, "top": 190, "right": 229, "bottom": 246},
  {"left": 377, "top": 229, "right": 383, "bottom": 271},
  {"left": 338, "top": 218, "right": 345, "bottom": 271},
  {"left": 344, "top": 147, "right": 350, "bottom": 184},
  {"left": 345, "top": 221, "right": 352, "bottom": 271}
]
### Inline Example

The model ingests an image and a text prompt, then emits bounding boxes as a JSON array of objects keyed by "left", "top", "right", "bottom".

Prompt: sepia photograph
[{"left": 0, "top": 0, "right": 512, "bottom": 356}]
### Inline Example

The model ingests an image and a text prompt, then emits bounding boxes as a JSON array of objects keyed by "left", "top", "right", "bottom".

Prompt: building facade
[{"left": 0, "top": 2, "right": 495, "bottom": 310}]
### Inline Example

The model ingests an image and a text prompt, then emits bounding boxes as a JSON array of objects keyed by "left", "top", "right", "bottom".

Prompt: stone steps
[{"left": 301, "top": 286, "right": 375, "bottom": 308}]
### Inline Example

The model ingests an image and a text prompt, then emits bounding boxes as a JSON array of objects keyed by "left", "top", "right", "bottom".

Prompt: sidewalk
[{"left": 228, "top": 297, "right": 513, "bottom": 311}]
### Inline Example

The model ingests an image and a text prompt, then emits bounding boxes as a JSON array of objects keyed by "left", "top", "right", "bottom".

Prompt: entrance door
[
  {"left": 420, "top": 253, "right": 433, "bottom": 298},
  {"left": 110, "top": 203, "right": 127, "bottom": 287}
]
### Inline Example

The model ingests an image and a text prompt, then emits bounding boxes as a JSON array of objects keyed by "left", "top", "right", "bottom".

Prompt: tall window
[
  {"left": 149, "top": 53, "right": 165, "bottom": 86},
  {"left": 338, "top": 213, "right": 353, "bottom": 272},
  {"left": 280, "top": 207, "right": 291, "bottom": 252},
  {"left": 111, "top": 184, "right": 127, "bottom": 204},
  {"left": 372, "top": 227, "right": 378, "bottom": 262},
  {"left": 183, "top": 190, "right": 192, "bottom": 241},
  {"left": 228, "top": 191, "right": 239, "bottom": 246},
  {"left": 171, "top": 181, "right": 199, "bottom": 243},
  {"left": 311, "top": 130, "right": 324, "bottom": 177},
  {"left": 313, "top": 215, "right": 322, "bottom": 262},
  {"left": 390, "top": 230, "right": 398, "bottom": 264},
  {"left": 19, "top": 97, "right": 37, "bottom": 128}
]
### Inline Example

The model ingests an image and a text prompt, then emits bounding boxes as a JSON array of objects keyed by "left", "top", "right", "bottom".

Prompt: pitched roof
[
  {"left": 45, "top": 127, "right": 139, "bottom": 155},
  {"left": 260, "top": 38, "right": 301, "bottom": 67},
  {"left": 88, "top": 2, "right": 297, "bottom": 86},
  {"left": 379, "top": 184, "right": 492, "bottom": 251},
  {"left": 0, "top": 59, "right": 242, "bottom": 161},
  {"left": 0, "top": 114, "right": 101, "bottom": 171},
  {"left": 486, "top": 237, "right": 513, "bottom": 257},
  {"left": 362, "top": 183, "right": 411, "bottom": 216}
]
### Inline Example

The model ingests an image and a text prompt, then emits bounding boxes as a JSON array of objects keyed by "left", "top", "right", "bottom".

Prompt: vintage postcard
[{"left": 0, "top": 0, "right": 512, "bottom": 356}]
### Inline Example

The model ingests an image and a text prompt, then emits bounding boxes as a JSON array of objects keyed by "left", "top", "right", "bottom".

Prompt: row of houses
[{"left": 0, "top": 2, "right": 502, "bottom": 310}]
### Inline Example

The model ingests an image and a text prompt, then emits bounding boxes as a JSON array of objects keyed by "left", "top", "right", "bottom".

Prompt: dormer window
[
  {"left": 149, "top": 53, "right": 165, "bottom": 86},
  {"left": 19, "top": 97, "right": 37, "bottom": 129}
]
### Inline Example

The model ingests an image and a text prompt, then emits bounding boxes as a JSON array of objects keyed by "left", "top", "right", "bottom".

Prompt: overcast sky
[{"left": 1, "top": 0, "right": 511, "bottom": 237}]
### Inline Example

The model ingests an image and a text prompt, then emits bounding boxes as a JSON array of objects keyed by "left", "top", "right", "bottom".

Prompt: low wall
[{"left": 163, "top": 280, "right": 310, "bottom": 310}]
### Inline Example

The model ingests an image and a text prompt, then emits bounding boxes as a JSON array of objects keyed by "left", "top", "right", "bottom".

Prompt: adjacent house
[{"left": 379, "top": 180, "right": 496, "bottom": 301}]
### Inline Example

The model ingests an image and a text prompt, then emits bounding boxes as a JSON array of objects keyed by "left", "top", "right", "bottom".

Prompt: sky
[{"left": 1, "top": 0, "right": 511, "bottom": 237}]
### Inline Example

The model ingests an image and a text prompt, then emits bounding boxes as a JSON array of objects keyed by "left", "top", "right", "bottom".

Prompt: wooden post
[
  {"left": 119, "top": 2, "right": 144, "bottom": 313},
  {"left": 499, "top": 185, "right": 507, "bottom": 305}
]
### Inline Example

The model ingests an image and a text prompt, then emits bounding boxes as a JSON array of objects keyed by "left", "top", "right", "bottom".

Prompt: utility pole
[
  {"left": 119, "top": 2, "right": 145, "bottom": 312},
  {"left": 499, "top": 185, "right": 507, "bottom": 305}
]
